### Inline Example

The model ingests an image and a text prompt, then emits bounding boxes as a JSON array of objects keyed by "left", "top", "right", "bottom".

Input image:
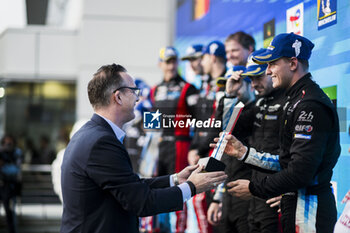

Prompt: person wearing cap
[
  {"left": 180, "top": 41, "right": 226, "bottom": 233},
  {"left": 188, "top": 40, "right": 227, "bottom": 164},
  {"left": 218, "top": 33, "right": 340, "bottom": 233},
  {"left": 225, "top": 31, "right": 255, "bottom": 67},
  {"left": 181, "top": 43, "right": 217, "bottom": 233},
  {"left": 123, "top": 78, "right": 152, "bottom": 172},
  {"left": 151, "top": 46, "right": 199, "bottom": 232},
  {"left": 206, "top": 65, "right": 255, "bottom": 233},
  {"left": 209, "top": 49, "right": 286, "bottom": 233},
  {"left": 181, "top": 44, "right": 205, "bottom": 77}
]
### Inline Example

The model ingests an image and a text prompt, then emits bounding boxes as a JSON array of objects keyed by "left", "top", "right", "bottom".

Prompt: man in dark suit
[{"left": 60, "top": 63, "right": 227, "bottom": 233}]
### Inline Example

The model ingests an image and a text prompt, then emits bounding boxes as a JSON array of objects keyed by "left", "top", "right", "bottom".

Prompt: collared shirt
[
  {"left": 97, "top": 113, "right": 191, "bottom": 203},
  {"left": 97, "top": 114, "right": 126, "bottom": 143},
  {"left": 169, "top": 175, "right": 192, "bottom": 202}
]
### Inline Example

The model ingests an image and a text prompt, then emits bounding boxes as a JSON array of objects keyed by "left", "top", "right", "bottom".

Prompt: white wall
[
  {"left": 76, "top": 0, "right": 176, "bottom": 119},
  {"left": 0, "top": 27, "right": 77, "bottom": 81},
  {"left": 0, "top": 0, "right": 26, "bottom": 34}
]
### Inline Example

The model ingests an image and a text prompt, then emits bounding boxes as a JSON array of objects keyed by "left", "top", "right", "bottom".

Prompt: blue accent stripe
[
  {"left": 223, "top": 103, "right": 235, "bottom": 130},
  {"left": 213, "top": 134, "right": 225, "bottom": 159},
  {"left": 304, "top": 191, "right": 310, "bottom": 221},
  {"left": 252, "top": 152, "right": 281, "bottom": 171}
]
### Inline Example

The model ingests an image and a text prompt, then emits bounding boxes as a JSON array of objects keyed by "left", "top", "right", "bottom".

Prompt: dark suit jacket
[{"left": 60, "top": 114, "right": 183, "bottom": 233}]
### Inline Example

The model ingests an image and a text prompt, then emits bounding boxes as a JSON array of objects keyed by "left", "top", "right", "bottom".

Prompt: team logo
[
  {"left": 186, "top": 46, "right": 195, "bottom": 54},
  {"left": 209, "top": 43, "right": 219, "bottom": 54},
  {"left": 305, "top": 125, "right": 313, "bottom": 132},
  {"left": 264, "top": 115, "right": 278, "bottom": 120},
  {"left": 317, "top": 0, "right": 337, "bottom": 30},
  {"left": 294, "top": 134, "right": 311, "bottom": 140},
  {"left": 297, "top": 111, "right": 314, "bottom": 122},
  {"left": 286, "top": 2, "right": 304, "bottom": 35},
  {"left": 295, "top": 124, "right": 313, "bottom": 132},
  {"left": 143, "top": 110, "right": 162, "bottom": 129},
  {"left": 292, "top": 40, "right": 302, "bottom": 57},
  {"left": 268, "top": 104, "right": 281, "bottom": 112}
]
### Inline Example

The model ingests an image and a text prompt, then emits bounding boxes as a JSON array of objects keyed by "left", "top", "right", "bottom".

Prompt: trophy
[{"left": 198, "top": 101, "right": 244, "bottom": 172}]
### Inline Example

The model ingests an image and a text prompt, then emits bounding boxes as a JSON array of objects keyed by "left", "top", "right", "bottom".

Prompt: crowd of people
[
  {"left": 120, "top": 31, "right": 343, "bottom": 233},
  {"left": 58, "top": 30, "right": 346, "bottom": 233},
  {"left": 1, "top": 30, "right": 348, "bottom": 233}
]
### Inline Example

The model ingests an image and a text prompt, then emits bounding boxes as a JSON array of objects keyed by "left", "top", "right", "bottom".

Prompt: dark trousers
[
  {"left": 221, "top": 194, "right": 250, "bottom": 233},
  {"left": 249, "top": 197, "right": 279, "bottom": 233}
]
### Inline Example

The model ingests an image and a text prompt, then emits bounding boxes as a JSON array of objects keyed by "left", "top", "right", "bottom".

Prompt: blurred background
[{"left": 0, "top": 0, "right": 176, "bottom": 232}]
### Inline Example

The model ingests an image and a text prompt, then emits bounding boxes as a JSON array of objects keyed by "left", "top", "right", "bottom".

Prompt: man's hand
[
  {"left": 266, "top": 195, "right": 282, "bottom": 213},
  {"left": 187, "top": 165, "right": 227, "bottom": 194},
  {"left": 207, "top": 202, "right": 222, "bottom": 226},
  {"left": 188, "top": 149, "right": 200, "bottom": 166},
  {"left": 177, "top": 164, "right": 199, "bottom": 184},
  {"left": 227, "top": 179, "right": 252, "bottom": 200},
  {"left": 226, "top": 70, "right": 243, "bottom": 96},
  {"left": 210, "top": 133, "right": 247, "bottom": 159}
]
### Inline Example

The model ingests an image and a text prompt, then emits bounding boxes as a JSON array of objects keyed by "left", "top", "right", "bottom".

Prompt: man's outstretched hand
[
  {"left": 187, "top": 165, "right": 227, "bottom": 194},
  {"left": 177, "top": 164, "right": 200, "bottom": 184}
]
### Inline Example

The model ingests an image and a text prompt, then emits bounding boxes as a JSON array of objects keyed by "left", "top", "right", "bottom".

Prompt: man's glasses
[{"left": 113, "top": 87, "right": 141, "bottom": 97}]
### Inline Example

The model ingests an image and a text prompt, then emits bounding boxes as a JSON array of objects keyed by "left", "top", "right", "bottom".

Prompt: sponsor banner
[
  {"left": 317, "top": 0, "right": 337, "bottom": 30},
  {"left": 193, "top": 0, "right": 210, "bottom": 21},
  {"left": 286, "top": 2, "right": 304, "bottom": 36},
  {"left": 295, "top": 124, "right": 313, "bottom": 133},
  {"left": 263, "top": 19, "right": 275, "bottom": 48},
  {"left": 294, "top": 133, "right": 312, "bottom": 140},
  {"left": 264, "top": 115, "right": 278, "bottom": 120}
]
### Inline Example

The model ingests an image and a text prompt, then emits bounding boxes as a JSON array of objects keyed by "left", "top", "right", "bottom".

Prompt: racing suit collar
[
  {"left": 285, "top": 73, "right": 312, "bottom": 98},
  {"left": 161, "top": 74, "right": 183, "bottom": 85},
  {"left": 266, "top": 88, "right": 285, "bottom": 100}
]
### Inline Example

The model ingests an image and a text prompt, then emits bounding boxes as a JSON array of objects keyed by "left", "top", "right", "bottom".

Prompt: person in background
[
  {"left": 51, "top": 119, "right": 88, "bottom": 203},
  {"left": 225, "top": 31, "right": 255, "bottom": 68},
  {"left": 207, "top": 66, "right": 255, "bottom": 233},
  {"left": 189, "top": 40, "right": 227, "bottom": 165},
  {"left": 181, "top": 44, "right": 205, "bottom": 89},
  {"left": 181, "top": 43, "right": 217, "bottom": 233},
  {"left": 123, "top": 78, "right": 152, "bottom": 172},
  {"left": 0, "top": 134, "right": 23, "bottom": 233},
  {"left": 205, "top": 32, "right": 256, "bottom": 233},
  {"left": 185, "top": 41, "right": 227, "bottom": 233},
  {"left": 151, "top": 46, "right": 199, "bottom": 232},
  {"left": 32, "top": 135, "right": 55, "bottom": 164},
  {"left": 24, "top": 138, "right": 39, "bottom": 164}
]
